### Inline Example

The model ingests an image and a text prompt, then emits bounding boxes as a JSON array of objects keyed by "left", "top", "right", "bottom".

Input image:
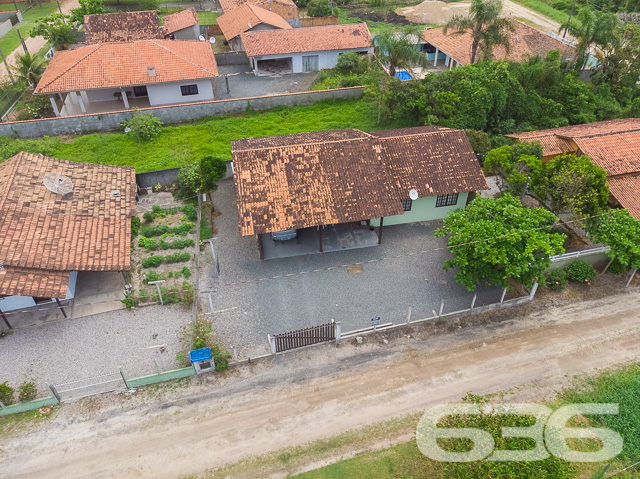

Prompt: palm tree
[
  {"left": 12, "top": 51, "right": 47, "bottom": 88},
  {"left": 444, "top": 0, "right": 515, "bottom": 64},
  {"left": 375, "top": 26, "right": 429, "bottom": 77},
  {"left": 559, "top": 8, "right": 619, "bottom": 71}
]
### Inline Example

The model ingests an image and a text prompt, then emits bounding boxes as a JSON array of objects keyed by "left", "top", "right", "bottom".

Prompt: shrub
[
  {"left": 131, "top": 216, "right": 141, "bottom": 239},
  {"left": 181, "top": 204, "right": 197, "bottom": 221},
  {"left": 18, "top": 381, "right": 37, "bottom": 402},
  {"left": 158, "top": 238, "right": 195, "bottom": 250},
  {"left": 608, "top": 258, "right": 627, "bottom": 275},
  {"left": 545, "top": 268, "right": 567, "bottom": 291},
  {"left": 139, "top": 236, "right": 158, "bottom": 251},
  {"left": 121, "top": 113, "right": 163, "bottom": 145},
  {"left": 142, "top": 255, "right": 164, "bottom": 268},
  {"left": 145, "top": 270, "right": 159, "bottom": 283},
  {"left": 0, "top": 381, "right": 14, "bottom": 405},
  {"left": 166, "top": 285, "right": 181, "bottom": 304},
  {"left": 141, "top": 222, "right": 194, "bottom": 238},
  {"left": 154, "top": 286, "right": 169, "bottom": 305},
  {"left": 138, "top": 289, "right": 149, "bottom": 302},
  {"left": 175, "top": 318, "right": 231, "bottom": 371},
  {"left": 142, "top": 211, "right": 155, "bottom": 223},
  {"left": 152, "top": 204, "right": 162, "bottom": 214},
  {"left": 181, "top": 266, "right": 191, "bottom": 279},
  {"left": 566, "top": 260, "right": 597, "bottom": 284},
  {"left": 180, "top": 281, "right": 193, "bottom": 309},
  {"left": 165, "top": 252, "right": 191, "bottom": 264}
]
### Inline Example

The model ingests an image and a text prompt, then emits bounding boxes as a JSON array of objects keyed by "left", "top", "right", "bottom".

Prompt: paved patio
[
  {"left": 202, "top": 178, "right": 506, "bottom": 358},
  {"left": 212, "top": 70, "right": 319, "bottom": 100}
]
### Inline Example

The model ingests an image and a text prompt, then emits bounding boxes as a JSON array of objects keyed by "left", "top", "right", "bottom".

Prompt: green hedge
[
  {"left": 141, "top": 252, "right": 191, "bottom": 268},
  {"left": 141, "top": 222, "right": 194, "bottom": 238}
]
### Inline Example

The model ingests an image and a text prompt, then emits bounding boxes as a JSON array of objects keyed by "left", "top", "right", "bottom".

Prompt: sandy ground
[
  {"left": 2, "top": 288, "right": 640, "bottom": 478},
  {"left": 398, "top": 0, "right": 562, "bottom": 32}
]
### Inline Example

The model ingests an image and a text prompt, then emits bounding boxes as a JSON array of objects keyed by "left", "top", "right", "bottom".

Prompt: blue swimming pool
[{"left": 394, "top": 71, "right": 413, "bottom": 81}]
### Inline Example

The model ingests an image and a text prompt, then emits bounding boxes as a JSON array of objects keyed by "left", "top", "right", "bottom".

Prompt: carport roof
[{"left": 231, "top": 126, "right": 488, "bottom": 236}]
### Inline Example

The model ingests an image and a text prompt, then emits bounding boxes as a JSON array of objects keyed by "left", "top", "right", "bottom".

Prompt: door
[
  {"left": 133, "top": 86, "right": 148, "bottom": 97},
  {"left": 301, "top": 55, "right": 319, "bottom": 72}
]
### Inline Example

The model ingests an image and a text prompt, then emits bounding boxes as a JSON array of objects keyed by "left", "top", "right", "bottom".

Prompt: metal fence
[
  {"left": 268, "top": 320, "right": 338, "bottom": 353},
  {"left": 51, "top": 371, "right": 127, "bottom": 402},
  {"left": 550, "top": 245, "right": 611, "bottom": 262}
]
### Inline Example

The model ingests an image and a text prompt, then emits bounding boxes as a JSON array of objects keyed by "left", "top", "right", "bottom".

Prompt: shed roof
[
  {"left": 84, "top": 11, "right": 161, "bottom": 44},
  {"left": 163, "top": 7, "right": 199, "bottom": 34},
  {"left": 219, "top": 0, "right": 296, "bottom": 14},
  {"left": 217, "top": 3, "right": 291, "bottom": 41}
]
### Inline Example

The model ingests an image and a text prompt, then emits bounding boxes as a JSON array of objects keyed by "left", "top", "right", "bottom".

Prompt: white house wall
[
  {"left": 172, "top": 24, "right": 200, "bottom": 40},
  {"left": 146, "top": 79, "right": 214, "bottom": 106},
  {"left": 253, "top": 48, "right": 372, "bottom": 73}
]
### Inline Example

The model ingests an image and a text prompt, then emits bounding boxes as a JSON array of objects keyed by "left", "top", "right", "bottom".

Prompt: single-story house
[
  {"left": 34, "top": 40, "right": 219, "bottom": 117},
  {"left": 506, "top": 118, "right": 640, "bottom": 219},
  {"left": 162, "top": 8, "right": 200, "bottom": 40},
  {"left": 0, "top": 152, "right": 135, "bottom": 328},
  {"left": 217, "top": 3, "right": 292, "bottom": 52},
  {"left": 241, "top": 23, "right": 374, "bottom": 75},
  {"left": 232, "top": 126, "right": 488, "bottom": 259},
  {"left": 84, "top": 11, "right": 162, "bottom": 43},
  {"left": 421, "top": 21, "right": 575, "bottom": 70},
  {"left": 219, "top": 0, "right": 299, "bottom": 21}
]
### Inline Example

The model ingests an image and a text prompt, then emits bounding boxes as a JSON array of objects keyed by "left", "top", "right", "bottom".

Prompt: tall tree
[
  {"left": 443, "top": 0, "right": 515, "bottom": 64},
  {"left": 592, "top": 23, "right": 640, "bottom": 92},
  {"left": 586, "top": 209, "right": 640, "bottom": 271},
  {"left": 30, "top": 14, "right": 77, "bottom": 50},
  {"left": 11, "top": 51, "right": 46, "bottom": 88},
  {"left": 375, "top": 25, "right": 429, "bottom": 77},
  {"left": 70, "top": 0, "right": 105, "bottom": 24}
]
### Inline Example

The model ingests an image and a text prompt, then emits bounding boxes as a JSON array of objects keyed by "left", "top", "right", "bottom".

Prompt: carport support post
[
  {"left": 625, "top": 268, "right": 638, "bottom": 288},
  {"left": 267, "top": 334, "right": 276, "bottom": 355},
  {"left": 500, "top": 288, "right": 507, "bottom": 305},
  {"left": 0, "top": 308, "right": 11, "bottom": 330},
  {"left": 470, "top": 293, "right": 477, "bottom": 310},
  {"left": 257, "top": 234, "right": 264, "bottom": 260},
  {"left": 318, "top": 225, "right": 323, "bottom": 253},
  {"left": 55, "top": 298, "right": 67, "bottom": 319},
  {"left": 377, "top": 217, "right": 384, "bottom": 244}
]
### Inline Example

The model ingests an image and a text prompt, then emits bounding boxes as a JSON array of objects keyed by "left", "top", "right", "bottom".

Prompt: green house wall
[{"left": 370, "top": 192, "right": 469, "bottom": 227}]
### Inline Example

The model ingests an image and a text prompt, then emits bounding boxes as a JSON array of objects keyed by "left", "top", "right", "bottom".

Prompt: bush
[
  {"left": 181, "top": 266, "right": 191, "bottom": 279},
  {"left": 145, "top": 270, "right": 159, "bottom": 283},
  {"left": 307, "top": 0, "right": 332, "bottom": 16},
  {"left": 142, "top": 255, "right": 164, "bottom": 268},
  {"left": 131, "top": 216, "right": 141, "bottom": 239},
  {"left": 565, "top": 260, "right": 597, "bottom": 284},
  {"left": 608, "top": 258, "right": 627, "bottom": 275},
  {"left": 545, "top": 268, "right": 567, "bottom": 291},
  {"left": 175, "top": 318, "right": 231, "bottom": 371},
  {"left": 141, "top": 222, "right": 194, "bottom": 238},
  {"left": 158, "top": 238, "right": 195, "bottom": 250},
  {"left": 180, "top": 281, "right": 194, "bottom": 309},
  {"left": 142, "top": 211, "right": 155, "bottom": 223},
  {"left": 139, "top": 236, "right": 158, "bottom": 251},
  {"left": 0, "top": 381, "right": 14, "bottom": 405},
  {"left": 181, "top": 204, "right": 197, "bottom": 221},
  {"left": 138, "top": 289, "right": 150, "bottom": 302},
  {"left": 121, "top": 113, "right": 163, "bottom": 145},
  {"left": 165, "top": 252, "right": 191, "bottom": 264},
  {"left": 18, "top": 381, "right": 37, "bottom": 402}
]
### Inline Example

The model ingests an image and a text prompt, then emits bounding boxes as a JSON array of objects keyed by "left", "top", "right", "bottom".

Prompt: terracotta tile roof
[
  {"left": 507, "top": 119, "right": 640, "bottom": 141},
  {"left": 0, "top": 268, "right": 71, "bottom": 298},
  {"left": 0, "top": 152, "right": 136, "bottom": 297},
  {"left": 163, "top": 7, "right": 199, "bottom": 35},
  {"left": 217, "top": 3, "right": 291, "bottom": 41},
  {"left": 34, "top": 40, "right": 218, "bottom": 94},
  {"left": 219, "top": 0, "right": 297, "bottom": 14},
  {"left": 607, "top": 173, "right": 640, "bottom": 220},
  {"left": 422, "top": 21, "right": 575, "bottom": 65},
  {"left": 242, "top": 23, "right": 373, "bottom": 56},
  {"left": 231, "top": 127, "right": 487, "bottom": 236},
  {"left": 84, "top": 11, "right": 161, "bottom": 44}
]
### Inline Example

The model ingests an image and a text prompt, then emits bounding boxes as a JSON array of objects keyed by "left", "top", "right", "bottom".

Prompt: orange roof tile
[
  {"left": 231, "top": 127, "right": 487, "bottom": 236},
  {"left": 219, "top": 0, "right": 297, "bottom": 14},
  {"left": 163, "top": 8, "right": 199, "bottom": 35},
  {"left": 0, "top": 268, "right": 71, "bottom": 298},
  {"left": 34, "top": 40, "right": 218, "bottom": 95},
  {"left": 607, "top": 173, "right": 640, "bottom": 220},
  {"left": 241, "top": 23, "right": 372, "bottom": 56},
  {"left": 217, "top": 3, "right": 291, "bottom": 41},
  {"left": 571, "top": 131, "right": 640, "bottom": 176},
  {"left": 422, "top": 21, "right": 575, "bottom": 65},
  {"left": 84, "top": 11, "right": 161, "bottom": 44},
  {"left": 0, "top": 153, "right": 136, "bottom": 288}
]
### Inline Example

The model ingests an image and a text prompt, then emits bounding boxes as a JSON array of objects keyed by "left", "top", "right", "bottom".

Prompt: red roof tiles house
[
  {"left": 34, "top": 40, "right": 218, "bottom": 95},
  {"left": 0, "top": 152, "right": 136, "bottom": 297},
  {"left": 241, "top": 23, "right": 372, "bottom": 56},
  {"left": 219, "top": 0, "right": 298, "bottom": 19},
  {"left": 163, "top": 7, "right": 199, "bottom": 35},
  {"left": 84, "top": 11, "right": 161, "bottom": 43},
  {"left": 217, "top": 3, "right": 291, "bottom": 42}
]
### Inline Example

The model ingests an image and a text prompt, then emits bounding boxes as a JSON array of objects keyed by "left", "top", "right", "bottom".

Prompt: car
[{"left": 271, "top": 229, "right": 297, "bottom": 241}]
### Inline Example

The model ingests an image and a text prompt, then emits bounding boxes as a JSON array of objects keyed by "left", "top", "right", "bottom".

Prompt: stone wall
[
  {"left": 0, "top": 87, "right": 364, "bottom": 138},
  {"left": 0, "top": 19, "right": 12, "bottom": 39}
]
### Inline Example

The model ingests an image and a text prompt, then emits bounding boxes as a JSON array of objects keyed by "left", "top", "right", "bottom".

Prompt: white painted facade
[
  {"left": 0, "top": 271, "right": 78, "bottom": 312},
  {"left": 250, "top": 47, "right": 373, "bottom": 75},
  {"left": 171, "top": 24, "right": 200, "bottom": 40},
  {"left": 146, "top": 79, "right": 214, "bottom": 105}
]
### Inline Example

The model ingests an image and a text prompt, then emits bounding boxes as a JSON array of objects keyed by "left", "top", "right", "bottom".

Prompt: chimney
[{"left": 147, "top": 66, "right": 156, "bottom": 77}]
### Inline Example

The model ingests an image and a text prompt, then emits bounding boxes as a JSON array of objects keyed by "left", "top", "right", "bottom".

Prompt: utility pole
[
  {"left": 16, "top": 29, "right": 27, "bottom": 54},
  {"left": 563, "top": 0, "right": 578, "bottom": 39},
  {"left": 0, "top": 47, "right": 14, "bottom": 84}
]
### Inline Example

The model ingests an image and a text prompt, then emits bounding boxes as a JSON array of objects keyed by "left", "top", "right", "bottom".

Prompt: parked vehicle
[{"left": 271, "top": 229, "right": 297, "bottom": 241}]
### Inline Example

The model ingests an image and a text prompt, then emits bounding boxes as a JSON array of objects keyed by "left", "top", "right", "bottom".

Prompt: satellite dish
[
  {"left": 43, "top": 172, "right": 73, "bottom": 195},
  {"left": 409, "top": 189, "right": 418, "bottom": 201},
  {"left": 209, "top": 36, "right": 216, "bottom": 44},
  {"left": 199, "top": 34, "right": 205, "bottom": 41}
]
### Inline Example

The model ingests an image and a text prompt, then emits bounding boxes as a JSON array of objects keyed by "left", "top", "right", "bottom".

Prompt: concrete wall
[
  {"left": 214, "top": 51, "right": 248, "bottom": 65},
  {"left": 0, "top": 19, "right": 12, "bottom": 39},
  {"left": 370, "top": 192, "right": 469, "bottom": 227},
  {"left": 1, "top": 86, "right": 363, "bottom": 137},
  {"left": 136, "top": 168, "right": 180, "bottom": 188},
  {"left": 125, "top": 365, "right": 195, "bottom": 388},
  {"left": 0, "top": 11, "right": 20, "bottom": 25},
  {"left": 147, "top": 79, "right": 214, "bottom": 105},
  {"left": 253, "top": 48, "right": 372, "bottom": 73},
  {"left": 173, "top": 23, "right": 200, "bottom": 40},
  {"left": 0, "top": 395, "right": 59, "bottom": 416}
]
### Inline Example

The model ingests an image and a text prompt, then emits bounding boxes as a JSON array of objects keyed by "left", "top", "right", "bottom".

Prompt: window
[
  {"left": 181, "top": 84, "right": 199, "bottom": 96},
  {"left": 436, "top": 193, "right": 459, "bottom": 207},
  {"left": 133, "top": 86, "right": 148, "bottom": 97},
  {"left": 401, "top": 198, "right": 412, "bottom": 211}
]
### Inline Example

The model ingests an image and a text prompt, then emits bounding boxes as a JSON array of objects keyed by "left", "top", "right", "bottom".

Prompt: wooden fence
[{"left": 269, "top": 320, "right": 337, "bottom": 353}]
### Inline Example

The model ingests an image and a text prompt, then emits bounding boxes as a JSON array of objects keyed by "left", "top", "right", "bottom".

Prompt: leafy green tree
[
  {"left": 11, "top": 51, "right": 46, "bottom": 88},
  {"left": 483, "top": 143, "right": 543, "bottom": 196},
  {"left": 592, "top": 24, "right": 640, "bottom": 93},
  {"left": 444, "top": 0, "right": 515, "bottom": 64},
  {"left": 30, "top": 14, "right": 77, "bottom": 50},
  {"left": 306, "top": 0, "right": 332, "bottom": 17},
  {"left": 586, "top": 210, "right": 640, "bottom": 271},
  {"left": 70, "top": 0, "right": 105, "bottom": 24},
  {"left": 178, "top": 156, "right": 227, "bottom": 195},
  {"left": 138, "top": 0, "right": 160, "bottom": 10},
  {"left": 121, "top": 113, "right": 163, "bottom": 146},
  {"left": 435, "top": 194, "right": 565, "bottom": 290},
  {"left": 375, "top": 25, "right": 429, "bottom": 77}
]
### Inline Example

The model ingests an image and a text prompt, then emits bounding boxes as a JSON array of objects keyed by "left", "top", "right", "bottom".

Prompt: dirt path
[
  {"left": 2, "top": 291, "right": 640, "bottom": 478},
  {"left": 398, "top": 0, "right": 562, "bottom": 32}
]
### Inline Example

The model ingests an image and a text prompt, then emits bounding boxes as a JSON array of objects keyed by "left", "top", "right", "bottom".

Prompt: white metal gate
[{"left": 51, "top": 371, "right": 127, "bottom": 402}]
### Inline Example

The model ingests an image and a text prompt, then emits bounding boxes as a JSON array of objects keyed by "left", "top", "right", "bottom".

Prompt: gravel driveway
[{"left": 203, "top": 178, "right": 504, "bottom": 358}]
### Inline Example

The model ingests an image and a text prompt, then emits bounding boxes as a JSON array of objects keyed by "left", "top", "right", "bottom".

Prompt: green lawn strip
[
  {"left": 509, "top": 0, "right": 569, "bottom": 25},
  {"left": 0, "top": 98, "right": 415, "bottom": 172},
  {"left": 0, "top": 2, "right": 59, "bottom": 57},
  {"left": 196, "top": 11, "right": 219, "bottom": 24}
]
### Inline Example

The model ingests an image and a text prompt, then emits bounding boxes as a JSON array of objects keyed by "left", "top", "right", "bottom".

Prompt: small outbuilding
[
  {"left": 217, "top": 3, "right": 292, "bottom": 51},
  {"left": 162, "top": 8, "right": 200, "bottom": 40}
]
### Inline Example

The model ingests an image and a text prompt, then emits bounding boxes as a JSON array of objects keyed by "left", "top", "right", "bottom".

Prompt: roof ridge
[
  {"left": 233, "top": 134, "right": 372, "bottom": 152},
  {"left": 559, "top": 126, "right": 640, "bottom": 140},
  {"left": 150, "top": 40, "right": 218, "bottom": 76},
  {"left": 35, "top": 44, "right": 102, "bottom": 93},
  {"left": 0, "top": 152, "right": 24, "bottom": 211},
  {"left": 376, "top": 128, "right": 460, "bottom": 140}
]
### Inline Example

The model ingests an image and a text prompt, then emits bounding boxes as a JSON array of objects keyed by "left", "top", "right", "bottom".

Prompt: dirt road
[{"left": 2, "top": 291, "right": 640, "bottom": 478}]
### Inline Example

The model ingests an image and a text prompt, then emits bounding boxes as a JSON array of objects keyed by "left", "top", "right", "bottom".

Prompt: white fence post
[
  {"left": 439, "top": 299, "right": 444, "bottom": 316},
  {"left": 470, "top": 293, "right": 477, "bottom": 310},
  {"left": 267, "top": 334, "right": 276, "bottom": 355},
  {"left": 625, "top": 268, "right": 638, "bottom": 288},
  {"left": 406, "top": 306, "right": 412, "bottom": 324},
  {"left": 335, "top": 321, "right": 341, "bottom": 341},
  {"left": 500, "top": 288, "right": 507, "bottom": 305}
]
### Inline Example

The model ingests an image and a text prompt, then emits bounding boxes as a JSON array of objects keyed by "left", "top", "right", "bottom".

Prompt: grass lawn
[
  {"left": 0, "top": 2, "right": 59, "bottom": 57},
  {"left": 0, "top": 98, "right": 415, "bottom": 172},
  {"left": 294, "top": 363, "right": 640, "bottom": 479},
  {"left": 197, "top": 11, "right": 219, "bottom": 24},
  {"left": 509, "top": 0, "right": 569, "bottom": 25}
]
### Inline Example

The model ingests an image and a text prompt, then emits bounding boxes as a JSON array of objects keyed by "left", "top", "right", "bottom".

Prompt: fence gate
[
  {"left": 51, "top": 371, "right": 127, "bottom": 402},
  {"left": 272, "top": 321, "right": 336, "bottom": 353}
]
